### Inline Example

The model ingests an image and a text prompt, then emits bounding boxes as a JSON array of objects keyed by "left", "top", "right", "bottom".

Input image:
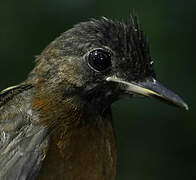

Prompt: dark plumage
[{"left": 0, "top": 16, "right": 188, "bottom": 180}]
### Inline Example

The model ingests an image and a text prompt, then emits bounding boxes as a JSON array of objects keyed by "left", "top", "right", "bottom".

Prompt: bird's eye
[{"left": 87, "top": 49, "right": 112, "bottom": 72}]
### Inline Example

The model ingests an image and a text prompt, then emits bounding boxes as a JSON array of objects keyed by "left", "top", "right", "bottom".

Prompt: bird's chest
[{"left": 37, "top": 118, "right": 116, "bottom": 180}]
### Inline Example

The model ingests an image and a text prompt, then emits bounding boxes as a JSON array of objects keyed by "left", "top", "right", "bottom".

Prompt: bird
[{"left": 0, "top": 16, "right": 188, "bottom": 180}]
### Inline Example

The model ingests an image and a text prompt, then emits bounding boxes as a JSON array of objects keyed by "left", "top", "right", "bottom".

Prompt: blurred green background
[{"left": 0, "top": 0, "right": 195, "bottom": 179}]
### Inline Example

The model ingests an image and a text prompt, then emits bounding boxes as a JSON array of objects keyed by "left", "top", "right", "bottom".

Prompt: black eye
[{"left": 87, "top": 49, "right": 112, "bottom": 72}]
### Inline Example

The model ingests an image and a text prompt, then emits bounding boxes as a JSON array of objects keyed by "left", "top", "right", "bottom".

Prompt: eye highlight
[{"left": 87, "top": 49, "right": 112, "bottom": 72}]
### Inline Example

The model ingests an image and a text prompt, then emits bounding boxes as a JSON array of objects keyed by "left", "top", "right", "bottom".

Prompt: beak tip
[{"left": 183, "top": 103, "right": 189, "bottom": 111}]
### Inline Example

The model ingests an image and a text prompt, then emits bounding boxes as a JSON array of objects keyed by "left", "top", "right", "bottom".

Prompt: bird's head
[{"left": 28, "top": 16, "right": 188, "bottom": 115}]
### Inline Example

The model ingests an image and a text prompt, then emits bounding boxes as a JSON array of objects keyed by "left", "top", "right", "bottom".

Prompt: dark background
[{"left": 0, "top": 0, "right": 195, "bottom": 179}]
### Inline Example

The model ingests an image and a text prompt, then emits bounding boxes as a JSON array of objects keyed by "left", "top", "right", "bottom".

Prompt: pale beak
[{"left": 106, "top": 76, "right": 188, "bottom": 110}]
